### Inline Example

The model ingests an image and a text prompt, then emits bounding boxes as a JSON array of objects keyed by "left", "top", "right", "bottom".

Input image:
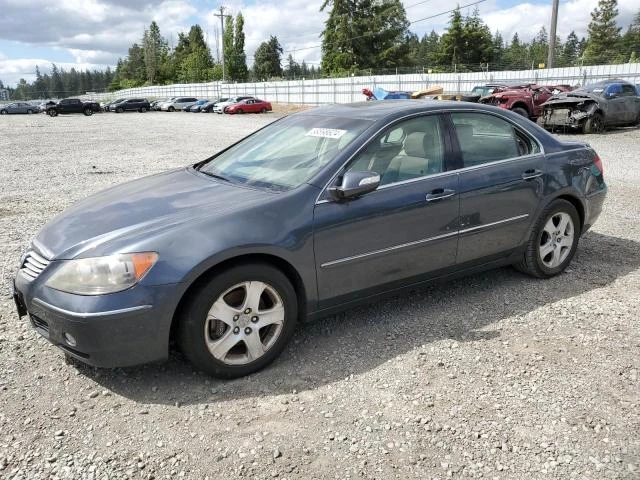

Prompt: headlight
[{"left": 46, "top": 252, "right": 158, "bottom": 295}]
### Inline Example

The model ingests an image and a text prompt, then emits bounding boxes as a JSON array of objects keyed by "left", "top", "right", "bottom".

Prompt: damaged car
[
  {"left": 537, "top": 79, "right": 640, "bottom": 134},
  {"left": 479, "top": 84, "right": 573, "bottom": 120}
]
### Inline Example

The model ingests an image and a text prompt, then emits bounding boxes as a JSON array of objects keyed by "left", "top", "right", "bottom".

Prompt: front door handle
[
  {"left": 522, "top": 169, "right": 543, "bottom": 180},
  {"left": 425, "top": 188, "right": 456, "bottom": 202}
]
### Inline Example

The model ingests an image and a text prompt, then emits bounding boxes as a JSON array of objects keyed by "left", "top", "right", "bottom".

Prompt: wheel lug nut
[
  {"left": 233, "top": 315, "right": 239, "bottom": 321},
  {"left": 244, "top": 327, "right": 252, "bottom": 335},
  {"left": 244, "top": 308, "right": 251, "bottom": 314},
  {"left": 233, "top": 326, "right": 240, "bottom": 334},
  {"left": 251, "top": 316, "right": 258, "bottom": 323}
]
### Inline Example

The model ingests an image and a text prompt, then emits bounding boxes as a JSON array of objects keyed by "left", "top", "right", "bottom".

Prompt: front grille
[{"left": 20, "top": 251, "right": 51, "bottom": 281}]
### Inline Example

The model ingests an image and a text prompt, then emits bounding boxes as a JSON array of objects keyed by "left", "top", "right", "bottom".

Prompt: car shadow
[{"left": 75, "top": 231, "right": 640, "bottom": 405}]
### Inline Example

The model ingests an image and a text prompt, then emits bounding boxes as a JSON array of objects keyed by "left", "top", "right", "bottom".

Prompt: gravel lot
[{"left": 0, "top": 111, "right": 638, "bottom": 480}]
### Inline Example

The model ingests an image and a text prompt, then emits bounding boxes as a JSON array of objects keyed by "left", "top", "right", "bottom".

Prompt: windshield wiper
[{"left": 200, "top": 170, "right": 232, "bottom": 183}]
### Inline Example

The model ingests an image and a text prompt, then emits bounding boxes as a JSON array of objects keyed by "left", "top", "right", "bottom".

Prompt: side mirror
[{"left": 328, "top": 171, "right": 381, "bottom": 201}]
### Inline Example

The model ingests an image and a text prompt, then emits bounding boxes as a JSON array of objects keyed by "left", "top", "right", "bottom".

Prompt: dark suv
[{"left": 110, "top": 98, "right": 151, "bottom": 113}]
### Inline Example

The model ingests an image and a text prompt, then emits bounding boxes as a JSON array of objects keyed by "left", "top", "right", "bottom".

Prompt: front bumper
[{"left": 13, "top": 271, "right": 179, "bottom": 368}]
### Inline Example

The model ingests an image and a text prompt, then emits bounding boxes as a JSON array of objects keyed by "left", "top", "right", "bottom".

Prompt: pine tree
[
  {"left": 33, "top": 66, "right": 48, "bottom": 98},
  {"left": 233, "top": 13, "right": 249, "bottom": 81},
  {"left": 461, "top": 7, "right": 493, "bottom": 66},
  {"left": 143, "top": 21, "right": 168, "bottom": 84},
  {"left": 321, "top": 0, "right": 410, "bottom": 75},
  {"left": 49, "top": 64, "right": 64, "bottom": 97},
  {"left": 284, "top": 54, "right": 301, "bottom": 79},
  {"left": 253, "top": 36, "right": 283, "bottom": 80},
  {"left": 529, "top": 26, "right": 549, "bottom": 67},
  {"left": 439, "top": 7, "right": 465, "bottom": 67},
  {"left": 223, "top": 15, "right": 234, "bottom": 80},
  {"left": 582, "top": 0, "right": 623, "bottom": 64},
  {"left": 560, "top": 31, "right": 580, "bottom": 66}
]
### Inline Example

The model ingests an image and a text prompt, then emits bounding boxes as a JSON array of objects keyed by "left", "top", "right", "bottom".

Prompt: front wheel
[
  {"left": 139, "top": 107, "right": 147, "bottom": 113},
  {"left": 168, "top": 106, "right": 175, "bottom": 112},
  {"left": 0, "top": 110, "right": 7, "bottom": 115},
  {"left": 512, "top": 107, "right": 529, "bottom": 118},
  {"left": 583, "top": 112, "right": 604, "bottom": 134},
  {"left": 48, "top": 109, "right": 58, "bottom": 117},
  {"left": 177, "top": 263, "right": 298, "bottom": 378},
  {"left": 27, "top": 109, "right": 33, "bottom": 114},
  {"left": 515, "top": 199, "right": 580, "bottom": 278},
  {"left": 84, "top": 108, "right": 93, "bottom": 116}
]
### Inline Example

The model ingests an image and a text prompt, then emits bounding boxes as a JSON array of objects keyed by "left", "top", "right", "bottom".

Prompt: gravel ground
[{"left": 0, "top": 111, "right": 638, "bottom": 480}]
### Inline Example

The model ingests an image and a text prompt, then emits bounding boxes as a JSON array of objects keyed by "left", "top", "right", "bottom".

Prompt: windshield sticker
[{"left": 306, "top": 128, "right": 347, "bottom": 139}]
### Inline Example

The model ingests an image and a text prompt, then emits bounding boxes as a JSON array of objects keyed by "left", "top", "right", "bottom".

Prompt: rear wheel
[
  {"left": 140, "top": 107, "right": 147, "bottom": 113},
  {"left": 48, "top": 109, "right": 58, "bottom": 117},
  {"left": 177, "top": 263, "right": 297, "bottom": 378},
  {"left": 84, "top": 108, "right": 93, "bottom": 116},
  {"left": 168, "top": 106, "right": 175, "bottom": 112},
  {"left": 260, "top": 108, "right": 267, "bottom": 113},
  {"left": 512, "top": 107, "right": 529, "bottom": 118},
  {"left": 515, "top": 199, "right": 580, "bottom": 278},
  {"left": 0, "top": 110, "right": 7, "bottom": 115},
  {"left": 27, "top": 109, "right": 33, "bottom": 114},
  {"left": 583, "top": 112, "right": 604, "bottom": 134}
]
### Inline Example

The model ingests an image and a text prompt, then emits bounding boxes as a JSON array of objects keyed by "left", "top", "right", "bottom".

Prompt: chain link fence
[{"left": 85, "top": 63, "right": 640, "bottom": 105}]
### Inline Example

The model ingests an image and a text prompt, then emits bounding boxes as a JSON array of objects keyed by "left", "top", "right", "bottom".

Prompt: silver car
[
  {"left": 160, "top": 97, "right": 199, "bottom": 112},
  {"left": 0, "top": 102, "right": 39, "bottom": 114}
]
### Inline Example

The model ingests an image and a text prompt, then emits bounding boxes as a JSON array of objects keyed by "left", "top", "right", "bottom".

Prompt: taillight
[{"left": 593, "top": 154, "right": 604, "bottom": 176}]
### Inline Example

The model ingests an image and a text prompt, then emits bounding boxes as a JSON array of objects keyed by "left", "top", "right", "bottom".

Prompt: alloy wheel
[
  {"left": 203, "top": 281, "right": 285, "bottom": 365},
  {"left": 538, "top": 212, "right": 574, "bottom": 268}
]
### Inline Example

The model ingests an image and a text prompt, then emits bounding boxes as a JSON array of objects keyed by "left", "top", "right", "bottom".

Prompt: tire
[
  {"left": 515, "top": 199, "right": 580, "bottom": 278},
  {"left": 177, "top": 263, "right": 298, "bottom": 378},
  {"left": 168, "top": 106, "right": 175, "bottom": 112},
  {"left": 140, "top": 107, "right": 147, "bottom": 113},
  {"left": 84, "top": 108, "right": 93, "bottom": 116},
  {"left": 583, "top": 112, "right": 604, "bottom": 134},
  {"left": 512, "top": 107, "right": 529, "bottom": 118},
  {"left": 48, "top": 109, "right": 58, "bottom": 117},
  {"left": 27, "top": 109, "right": 33, "bottom": 114},
  {"left": 237, "top": 109, "right": 244, "bottom": 114},
  {"left": 0, "top": 110, "right": 7, "bottom": 115},
  {"left": 116, "top": 107, "right": 123, "bottom": 113},
  {"left": 260, "top": 108, "right": 267, "bottom": 113}
]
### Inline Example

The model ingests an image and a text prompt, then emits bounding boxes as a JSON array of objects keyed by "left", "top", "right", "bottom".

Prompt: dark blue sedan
[{"left": 13, "top": 101, "right": 607, "bottom": 378}]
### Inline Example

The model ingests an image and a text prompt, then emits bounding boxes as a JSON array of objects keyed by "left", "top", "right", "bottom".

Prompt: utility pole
[
  {"left": 548, "top": 0, "right": 559, "bottom": 69},
  {"left": 214, "top": 6, "right": 227, "bottom": 82}
]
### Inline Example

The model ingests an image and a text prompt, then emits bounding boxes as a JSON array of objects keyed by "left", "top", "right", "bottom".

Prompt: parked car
[
  {"left": 160, "top": 97, "right": 199, "bottom": 112},
  {"left": 213, "top": 96, "right": 255, "bottom": 113},
  {"left": 13, "top": 101, "right": 607, "bottom": 378},
  {"left": 479, "top": 84, "right": 573, "bottom": 119},
  {"left": 0, "top": 102, "right": 39, "bottom": 114},
  {"left": 46, "top": 98, "right": 101, "bottom": 117},
  {"left": 537, "top": 79, "right": 640, "bottom": 133},
  {"left": 199, "top": 98, "right": 230, "bottom": 113},
  {"left": 101, "top": 98, "right": 125, "bottom": 112},
  {"left": 151, "top": 98, "right": 171, "bottom": 111},
  {"left": 110, "top": 98, "right": 151, "bottom": 113},
  {"left": 182, "top": 99, "right": 208, "bottom": 112},
  {"left": 38, "top": 101, "right": 56, "bottom": 113},
  {"left": 225, "top": 98, "right": 272, "bottom": 114}
]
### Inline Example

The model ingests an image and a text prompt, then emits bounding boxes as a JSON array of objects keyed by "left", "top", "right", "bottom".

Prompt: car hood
[
  {"left": 33, "top": 168, "right": 273, "bottom": 260},
  {"left": 543, "top": 92, "right": 600, "bottom": 106}
]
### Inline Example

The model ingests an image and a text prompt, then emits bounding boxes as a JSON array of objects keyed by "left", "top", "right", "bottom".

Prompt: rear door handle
[
  {"left": 522, "top": 169, "right": 543, "bottom": 180},
  {"left": 425, "top": 188, "right": 456, "bottom": 202}
]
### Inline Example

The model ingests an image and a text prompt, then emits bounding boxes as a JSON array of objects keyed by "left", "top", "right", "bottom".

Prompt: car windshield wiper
[{"left": 200, "top": 170, "right": 232, "bottom": 183}]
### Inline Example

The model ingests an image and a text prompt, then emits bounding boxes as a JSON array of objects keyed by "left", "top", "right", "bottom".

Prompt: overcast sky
[{"left": 0, "top": 0, "right": 638, "bottom": 86}]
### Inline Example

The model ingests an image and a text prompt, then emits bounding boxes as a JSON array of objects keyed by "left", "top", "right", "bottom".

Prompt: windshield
[
  {"left": 198, "top": 115, "right": 372, "bottom": 191},
  {"left": 471, "top": 86, "right": 494, "bottom": 97},
  {"left": 578, "top": 83, "right": 608, "bottom": 96}
]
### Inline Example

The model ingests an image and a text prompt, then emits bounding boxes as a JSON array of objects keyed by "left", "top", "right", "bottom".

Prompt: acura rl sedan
[{"left": 13, "top": 101, "right": 607, "bottom": 378}]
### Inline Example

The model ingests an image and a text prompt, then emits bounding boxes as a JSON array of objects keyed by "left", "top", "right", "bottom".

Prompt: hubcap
[
  {"left": 203, "top": 281, "right": 285, "bottom": 365},
  {"left": 539, "top": 212, "right": 574, "bottom": 268}
]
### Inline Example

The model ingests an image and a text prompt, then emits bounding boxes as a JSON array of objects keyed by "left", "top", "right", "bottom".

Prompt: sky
[{"left": 0, "top": 0, "right": 638, "bottom": 86}]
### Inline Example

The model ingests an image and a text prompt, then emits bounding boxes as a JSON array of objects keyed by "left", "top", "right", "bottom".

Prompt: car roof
[
  {"left": 296, "top": 100, "right": 513, "bottom": 121},
  {"left": 586, "top": 78, "right": 634, "bottom": 87}
]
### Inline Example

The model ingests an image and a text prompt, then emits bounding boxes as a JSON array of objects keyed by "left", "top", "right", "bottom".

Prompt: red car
[
  {"left": 225, "top": 99, "right": 272, "bottom": 114},
  {"left": 479, "top": 84, "right": 573, "bottom": 120}
]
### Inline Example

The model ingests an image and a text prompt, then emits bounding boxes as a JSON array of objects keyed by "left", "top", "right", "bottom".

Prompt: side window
[
  {"left": 346, "top": 115, "right": 445, "bottom": 186},
  {"left": 621, "top": 85, "right": 636, "bottom": 97},
  {"left": 605, "top": 84, "right": 623, "bottom": 96},
  {"left": 450, "top": 112, "right": 539, "bottom": 168}
]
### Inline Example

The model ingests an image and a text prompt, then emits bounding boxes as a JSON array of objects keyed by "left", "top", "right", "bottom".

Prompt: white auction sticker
[{"left": 306, "top": 128, "right": 347, "bottom": 139}]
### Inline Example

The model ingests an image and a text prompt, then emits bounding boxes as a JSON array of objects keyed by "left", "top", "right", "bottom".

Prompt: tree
[
  {"left": 439, "top": 7, "right": 465, "bottom": 67},
  {"left": 529, "top": 26, "right": 549, "bottom": 67},
  {"left": 461, "top": 7, "right": 493, "bottom": 66},
  {"left": 582, "top": 0, "right": 623, "bottom": 64},
  {"left": 284, "top": 54, "right": 301, "bottom": 79},
  {"left": 49, "top": 64, "right": 64, "bottom": 97},
  {"left": 560, "top": 31, "right": 581, "bottom": 66},
  {"left": 143, "top": 21, "right": 168, "bottom": 84},
  {"left": 320, "top": 0, "right": 410, "bottom": 75},
  {"left": 233, "top": 13, "right": 249, "bottom": 81},
  {"left": 33, "top": 65, "right": 48, "bottom": 98},
  {"left": 223, "top": 15, "right": 234, "bottom": 80},
  {"left": 253, "top": 36, "right": 283, "bottom": 80}
]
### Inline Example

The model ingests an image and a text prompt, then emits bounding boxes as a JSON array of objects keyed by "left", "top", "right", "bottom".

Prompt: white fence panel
[{"left": 88, "top": 63, "right": 640, "bottom": 105}]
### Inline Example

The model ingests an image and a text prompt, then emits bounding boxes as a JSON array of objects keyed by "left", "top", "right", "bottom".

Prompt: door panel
[
  {"left": 449, "top": 112, "right": 544, "bottom": 264},
  {"left": 457, "top": 156, "right": 544, "bottom": 263},
  {"left": 313, "top": 174, "right": 459, "bottom": 306}
]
